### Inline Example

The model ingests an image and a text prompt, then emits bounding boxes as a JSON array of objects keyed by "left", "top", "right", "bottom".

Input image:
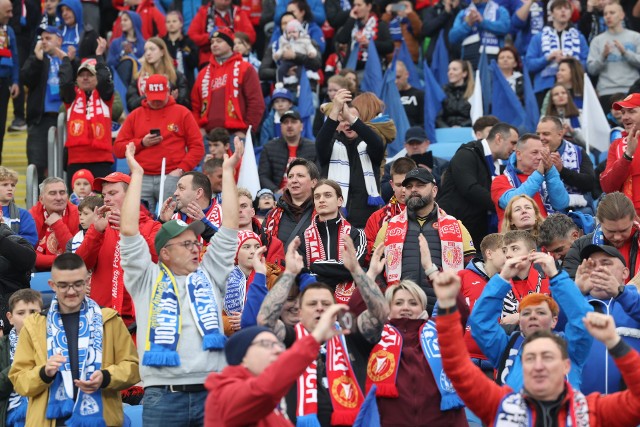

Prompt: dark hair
[
  {"left": 503, "top": 230, "right": 537, "bottom": 252},
  {"left": 183, "top": 171, "right": 212, "bottom": 201},
  {"left": 8, "top": 289, "right": 43, "bottom": 313},
  {"left": 597, "top": 192, "right": 636, "bottom": 222},
  {"left": 487, "top": 122, "right": 518, "bottom": 142},
  {"left": 287, "top": 0, "right": 314, "bottom": 22},
  {"left": 497, "top": 46, "right": 522, "bottom": 71},
  {"left": 550, "top": 0, "right": 572, "bottom": 11},
  {"left": 52, "top": 253, "right": 86, "bottom": 271},
  {"left": 299, "top": 282, "right": 335, "bottom": 305},
  {"left": 78, "top": 195, "right": 104, "bottom": 212},
  {"left": 516, "top": 133, "right": 541, "bottom": 150},
  {"left": 313, "top": 179, "right": 343, "bottom": 199},
  {"left": 203, "top": 158, "right": 224, "bottom": 174},
  {"left": 538, "top": 213, "right": 578, "bottom": 247},
  {"left": 558, "top": 58, "right": 584, "bottom": 97},
  {"left": 390, "top": 157, "right": 417, "bottom": 176},
  {"left": 287, "top": 158, "right": 320, "bottom": 181},
  {"left": 540, "top": 115, "right": 565, "bottom": 131},
  {"left": 545, "top": 85, "right": 580, "bottom": 118},
  {"left": 480, "top": 233, "right": 504, "bottom": 260},
  {"left": 521, "top": 329, "right": 569, "bottom": 360},
  {"left": 473, "top": 115, "right": 500, "bottom": 134},
  {"left": 234, "top": 31, "right": 251, "bottom": 46},
  {"left": 206, "top": 127, "right": 230, "bottom": 144}
]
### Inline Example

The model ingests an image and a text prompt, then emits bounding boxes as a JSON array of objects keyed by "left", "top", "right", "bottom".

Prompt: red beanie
[
  {"left": 71, "top": 169, "right": 95, "bottom": 189},
  {"left": 235, "top": 230, "right": 261, "bottom": 263}
]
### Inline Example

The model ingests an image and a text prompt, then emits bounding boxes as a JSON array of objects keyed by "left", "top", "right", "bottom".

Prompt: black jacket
[
  {"left": 564, "top": 230, "right": 640, "bottom": 279},
  {"left": 162, "top": 35, "right": 199, "bottom": 92},
  {"left": 335, "top": 17, "right": 394, "bottom": 70},
  {"left": 258, "top": 137, "right": 317, "bottom": 191},
  {"left": 126, "top": 71, "right": 191, "bottom": 112},
  {"left": 0, "top": 224, "right": 36, "bottom": 297},
  {"left": 436, "top": 83, "right": 472, "bottom": 128},
  {"left": 60, "top": 55, "right": 113, "bottom": 105},
  {"left": 381, "top": 155, "right": 449, "bottom": 202},
  {"left": 316, "top": 117, "right": 385, "bottom": 228},
  {"left": 438, "top": 139, "right": 495, "bottom": 248},
  {"left": 22, "top": 53, "right": 54, "bottom": 125},
  {"left": 420, "top": 2, "right": 464, "bottom": 64}
]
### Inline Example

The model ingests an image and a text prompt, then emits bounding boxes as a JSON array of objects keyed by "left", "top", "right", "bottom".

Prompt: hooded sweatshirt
[
  {"left": 107, "top": 11, "right": 146, "bottom": 70},
  {"left": 56, "top": 0, "right": 83, "bottom": 54}
]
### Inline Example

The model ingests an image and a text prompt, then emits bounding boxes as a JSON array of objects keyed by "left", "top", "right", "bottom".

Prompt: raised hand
[
  {"left": 224, "top": 136, "right": 244, "bottom": 171},
  {"left": 252, "top": 246, "right": 268, "bottom": 276},
  {"left": 342, "top": 235, "right": 362, "bottom": 273},
  {"left": 367, "top": 244, "right": 386, "bottom": 281},
  {"left": 284, "top": 236, "right": 304, "bottom": 276},
  {"left": 418, "top": 234, "right": 433, "bottom": 271},
  {"left": 125, "top": 142, "right": 144, "bottom": 175},
  {"left": 529, "top": 252, "right": 558, "bottom": 278},
  {"left": 159, "top": 197, "right": 177, "bottom": 222},
  {"left": 582, "top": 312, "right": 620, "bottom": 349},
  {"left": 500, "top": 255, "right": 530, "bottom": 281},
  {"left": 311, "top": 304, "right": 351, "bottom": 343},
  {"left": 93, "top": 205, "right": 110, "bottom": 232},
  {"left": 431, "top": 270, "right": 461, "bottom": 308}
]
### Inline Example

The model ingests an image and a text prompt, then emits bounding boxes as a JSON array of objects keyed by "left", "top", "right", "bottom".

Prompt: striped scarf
[{"left": 540, "top": 26, "right": 582, "bottom": 77}]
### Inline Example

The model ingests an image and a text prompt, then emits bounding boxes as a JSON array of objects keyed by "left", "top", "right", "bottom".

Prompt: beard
[{"left": 406, "top": 193, "right": 433, "bottom": 211}]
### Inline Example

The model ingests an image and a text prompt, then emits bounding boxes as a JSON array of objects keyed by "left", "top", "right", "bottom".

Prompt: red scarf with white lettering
[
  {"left": 65, "top": 87, "right": 112, "bottom": 151},
  {"left": 384, "top": 206, "right": 463, "bottom": 285},
  {"left": 365, "top": 324, "right": 402, "bottom": 397},
  {"left": 383, "top": 196, "right": 405, "bottom": 223},
  {"left": 199, "top": 53, "right": 248, "bottom": 130},
  {"left": 295, "top": 323, "right": 364, "bottom": 425},
  {"left": 0, "top": 25, "right": 11, "bottom": 58}
]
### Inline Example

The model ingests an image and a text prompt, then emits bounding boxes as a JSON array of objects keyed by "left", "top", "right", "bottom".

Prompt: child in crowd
[
  {"left": 234, "top": 31, "right": 261, "bottom": 73},
  {"left": 204, "top": 128, "right": 232, "bottom": 162},
  {"left": 68, "top": 195, "right": 103, "bottom": 253},
  {"left": 259, "top": 85, "right": 294, "bottom": 147},
  {"left": 69, "top": 169, "right": 95, "bottom": 206},
  {"left": 273, "top": 19, "right": 317, "bottom": 84},
  {"left": 0, "top": 289, "right": 43, "bottom": 427},
  {"left": 253, "top": 188, "right": 276, "bottom": 222}
]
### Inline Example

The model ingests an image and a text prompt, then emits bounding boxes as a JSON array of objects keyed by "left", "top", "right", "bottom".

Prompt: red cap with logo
[
  {"left": 145, "top": 74, "right": 169, "bottom": 102},
  {"left": 93, "top": 172, "right": 132, "bottom": 192},
  {"left": 612, "top": 93, "right": 640, "bottom": 111}
]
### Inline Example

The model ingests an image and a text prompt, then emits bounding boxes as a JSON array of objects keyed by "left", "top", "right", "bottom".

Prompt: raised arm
[
  {"left": 221, "top": 137, "right": 242, "bottom": 230},
  {"left": 120, "top": 143, "right": 144, "bottom": 237}
]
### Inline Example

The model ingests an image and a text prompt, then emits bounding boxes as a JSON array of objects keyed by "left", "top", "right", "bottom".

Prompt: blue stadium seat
[
  {"left": 115, "top": 158, "right": 131, "bottom": 174},
  {"left": 30, "top": 272, "right": 53, "bottom": 293},
  {"left": 434, "top": 127, "right": 474, "bottom": 144},
  {"left": 430, "top": 143, "right": 463, "bottom": 161},
  {"left": 123, "top": 404, "right": 143, "bottom": 427}
]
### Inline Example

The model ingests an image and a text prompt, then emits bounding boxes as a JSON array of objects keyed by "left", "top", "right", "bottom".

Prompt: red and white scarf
[
  {"left": 199, "top": 55, "right": 248, "bottom": 130},
  {"left": 382, "top": 196, "right": 404, "bottom": 224},
  {"left": 65, "top": 87, "right": 112, "bottom": 151},
  {"left": 295, "top": 323, "right": 364, "bottom": 425},
  {"left": 384, "top": 207, "right": 464, "bottom": 285},
  {"left": 350, "top": 14, "right": 379, "bottom": 62},
  {"left": 171, "top": 201, "right": 222, "bottom": 259},
  {"left": 304, "top": 215, "right": 355, "bottom": 303},
  {"left": 495, "top": 386, "right": 589, "bottom": 426}
]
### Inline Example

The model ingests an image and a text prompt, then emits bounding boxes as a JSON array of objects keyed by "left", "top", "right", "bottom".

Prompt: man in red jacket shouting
[{"left": 114, "top": 74, "right": 204, "bottom": 211}]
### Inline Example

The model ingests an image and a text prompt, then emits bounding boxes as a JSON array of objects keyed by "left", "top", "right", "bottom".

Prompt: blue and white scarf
[
  {"left": 558, "top": 140, "right": 587, "bottom": 207},
  {"left": 530, "top": 2, "right": 544, "bottom": 35},
  {"left": 223, "top": 266, "right": 247, "bottom": 316},
  {"left": 6, "top": 329, "right": 27, "bottom": 427},
  {"left": 420, "top": 321, "right": 465, "bottom": 411},
  {"left": 143, "top": 263, "right": 226, "bottom": 366},
  {"left": 463, "top": 1, "right": 500, "bottom": 54},
  {"left": 328, "top": 139, "right": 384, "bottom": 208},
  {"left": 494, "top": 388, "right": 589, "bottom": 426},
  {"left": 46, "top": 297, "right": 105, "bottom": 427},
  {"left": 503, "top": 158, "right": 554, "bottom": 214},
  {"left": 540, "top": 26, "right": 582, "bottom": 77}
]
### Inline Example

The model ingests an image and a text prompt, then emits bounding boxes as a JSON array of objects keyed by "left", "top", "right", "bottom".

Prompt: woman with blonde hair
[
  {"left": 501, "top": 194, "right": 545, "bottom": 240},
  {"left": 437, "top": 59, "right": 474, "bottom": 128},
  {"left": 126, "top": 36, "right": 191, "bottom": 111}
]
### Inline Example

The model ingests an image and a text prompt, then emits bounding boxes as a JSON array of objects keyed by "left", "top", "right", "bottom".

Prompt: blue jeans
[{"left": 142, "top": 387, "right": 207, "bottom": 427}]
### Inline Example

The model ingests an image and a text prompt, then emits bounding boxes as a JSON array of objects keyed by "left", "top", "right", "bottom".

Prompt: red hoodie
[
  {"left": 113, "top": 97, "right": 204, "bottom": 175},
  {"left": 111, "top": 0, "right": 167, "bottom": 39},
  {"left": 30, "top": 201, "right": 80, "bottom": 271}
]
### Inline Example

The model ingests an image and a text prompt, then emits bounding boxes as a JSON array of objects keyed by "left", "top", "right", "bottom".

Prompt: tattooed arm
[
  {"left": 344, "top": 236, "right": 390, "bottom": 344},
  {"left": 257, "top": 237, "right": 304, "bottom": 341}
]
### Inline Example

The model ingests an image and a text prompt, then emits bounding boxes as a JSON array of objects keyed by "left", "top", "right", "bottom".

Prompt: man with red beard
[{"left": 191, "top": 27, "right": 264, "bottom": 138}]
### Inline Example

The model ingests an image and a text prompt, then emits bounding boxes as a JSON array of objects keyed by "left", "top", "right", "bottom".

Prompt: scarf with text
[
  {"left": 501, "top": 268, "right": 547, "bottom": 317},
  {"left": 463, "top": 1, "right": 500, "bottom": 53},
  {"left": 224, "top": 266, "right": 256, "bottom": 315},
  {"left": 366, "top": 323, "right": 464, "bottom": 411},
  {"left": 494, "top": 387, "right": 589, "bottom": 426},
  {"left": 383, "top": 196, "right": 405, "bottom": 224},
  {"left": 384, "top": 207, "right": 464, "bottom": 284},
  {"left": 295, "top": 323, "right": 364, "bottom": 426},
  {"left": 328, "top": 139, "right": 384, "bottom": 208},
  {"left": 540, "top": 26, "right": 582, "bottom": 77},
  {"left": 143, "top": 263, "right": 226, "bottom": 366},
  {"left": 65, "top": 86, "right": 112, "bottom": 151},
  {"left": 199, "top": 54, "right": 247, "bottom": 130},
  {"left": 350, "top": 14, "right": 378, "bottom": 61},
  {"left": 558, "top": 140, "right": 585, "bottom": 201},
  {"left": 6, "top": 329, "right": 27, "bottom": 427},
  {"left": 46, "top": 297, "right": 104, "bottom": 427},
  {"left": 503, "top": 161, "right": 554, "bottom": 215}
]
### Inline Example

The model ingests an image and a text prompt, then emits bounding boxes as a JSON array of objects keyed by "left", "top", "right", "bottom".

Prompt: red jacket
[
  {"left": 205, "top": 335, "right": 320, "bottom": 427},
  {"left": 601, "top": 136, "right": 640, "bottom": 213},
  {"left": 30, "top": 202, "right": 80, "bottom": 271},
  {"left": 458, "top": 267, "right": 489, "bottom": 360},
  {"left": 491, "top": 173, "right": 549, "bottom": 226},
  {"left": 113, "top": 97, "right": 204, "bottom": 175},
  {"left": 437, "top": 310, "right": 640, "bottom": 427},
  {"left": 188, "top": 5, "right": 256, "bottom": 67},
  {"left": 111, "top": 0, "right": 167, "bottom": 39},
  {"left": 363, "top": 200, "right": 404, "bottom": 261},
  {"left": 191, "top": 53, "right": 265, "bottom": 133},
  {"left": 75, "top": 209, "right": 160, "bottom": 327}
]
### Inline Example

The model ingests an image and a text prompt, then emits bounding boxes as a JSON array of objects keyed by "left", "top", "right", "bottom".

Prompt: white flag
[
  {"left": 470, "top": 69, "right": 483, "bottom": 125},
  {"left": 581, "top": 73, "right": 610, "bottom": 152},
  {"left": 237, "top": 126, "right": 261, "bottom": 198}
]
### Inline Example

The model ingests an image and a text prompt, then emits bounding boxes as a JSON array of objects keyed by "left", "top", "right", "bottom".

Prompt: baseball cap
[
  {"left": 402, "top": 167, "right": 436, "bottom": 186},
  {"left": 38, "top": 25, "right": 62, "bottom": 38},
  {"left": 154, "top": 219, "right": 206, "bottom": 254},
  {"left": 612, "top": 93, "right": 640, "bottom": 111},
  {"left": 145, "top": 74, "right": 169, "bottom": 102},
  {"left": 281, "top": 110, "right": 301, "bottom": 121},
  {"left": 405, "top": 126, "right": 429, "bottom": 144},
  {"left": 271, "top": 87, "right": 293, "bottom": 103},
  {"left": 77, "top": 58, "right": 97, "bottom": 76},
  {"left": 93, "top": 172, "right": 131, "bottom": 193},
  {"left": 580, "top": 244, "right": 627, "bottom": 267}
]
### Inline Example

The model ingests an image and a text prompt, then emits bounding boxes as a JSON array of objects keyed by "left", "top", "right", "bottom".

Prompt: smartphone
[
  {"left": 391, "top": 3, "right": 406, "bottom": 12},
  {"left": 410, "top": 152, "right": 433, "bottom": 169},
  {"left": 150, "top": 128, "right": 161, "bottom": 137}
]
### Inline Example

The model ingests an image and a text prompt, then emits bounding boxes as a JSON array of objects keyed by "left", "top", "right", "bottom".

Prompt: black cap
[
  {"left": 402, "top": 167, "right": 436, "bottom": 186},
  {"left": 281, "top": 110, "right": 301, "bottom": 121},
  {"left": 580, "top": 244, "right": 627, "bottom": 267},
  {"left": 404, "top": 126, "right": 429, "bottom": 143}
]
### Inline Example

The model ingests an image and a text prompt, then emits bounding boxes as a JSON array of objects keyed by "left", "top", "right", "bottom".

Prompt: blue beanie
[{"left": 224, "top": 326, "right": 273, "bottom": 366}]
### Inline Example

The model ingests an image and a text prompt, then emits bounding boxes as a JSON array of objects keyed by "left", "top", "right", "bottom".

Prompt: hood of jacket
[
  {"left": 123, "top": 10, "right": 145, "bottom": 43},
  {"left": 464, "top": 258, "right": 490, "bottom": 281},
  {"left": 57, "top": 0, "right": 83, "bottom": 29}
]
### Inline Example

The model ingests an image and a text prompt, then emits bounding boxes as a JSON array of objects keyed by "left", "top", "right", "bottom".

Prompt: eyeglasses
[
  {"left": 53, "top": 280, "right": 87, "bottom": 292},
  {"left": 250, "top": 340, "right": 286, "bottom": 351},
  {"left": 285, "top": 306, "right": 300, "bottom": 315},
  {"left": 164, "top": 240, "right": 203, "bottom": 251}
]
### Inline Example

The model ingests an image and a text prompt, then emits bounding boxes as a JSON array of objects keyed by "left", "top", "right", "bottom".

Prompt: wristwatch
[{"left": 424, "top": 265, "right": 439, "bottom": 278}]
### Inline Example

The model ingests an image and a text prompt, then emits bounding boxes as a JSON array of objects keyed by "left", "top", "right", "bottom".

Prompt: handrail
[
  {"left": 25, "top": 164, "right": 38, "bottom": 210},
  {"left": 47, "top": 126, "right": 58, "bottom": 178}
]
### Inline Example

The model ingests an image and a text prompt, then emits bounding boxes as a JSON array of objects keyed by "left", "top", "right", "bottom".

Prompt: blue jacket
[
  {"left": 1, "top": 206, "right": 38, "bottom": 247},
  {"left": 510, "top": 1, "right": 544, "bottom": 54},
  {"left": 106, "top": 11, "right": 145, "bottom": 70},
  {"left": 0, "top": 25, "right": 19, "bottom": 84},
  {"left": 270, "top": 21, "right": 326, "bottom": 54},
  {"left": 274, "top": 0, "right": 326, "bottom": 27},
  {"left": 240, "top": 273, "right": 267, "bottom": 329},
  {"left": 583, "top": 286, "right": 640, "bottom": 395},
  {"left": 469, "top": 270, "right": 593, "bottom": 391},
  {"left": 449, "top": 2, "right": 511, "bottom": 46},
  {"left": 259, "top": 110, "right": 283, "bottom": 148},
  {"left": 524, "top": 27, "right": 589, "bottom": 93},
  {"left": 56, "top": 0, "right": 84, "bottom": 53},
  {"left": 498, "top": 152, "right": 570, "bottom": 211}
]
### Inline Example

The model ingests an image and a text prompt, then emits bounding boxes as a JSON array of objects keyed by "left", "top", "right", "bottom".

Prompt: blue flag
[
  {"left": 111, "top": 66, "right": 129, "bottom": 115},
  {"left": 298, "top": 67, "right": 315, "bottom": 141},
  {"left": 381, "top": 55, "right": 410, "bottom": 157},
  {"left": 397, "top": 41, "right": 423, "bottom": 90},
  {"left": 478, "top": 46, "right": 491, "bottom": 115},
  {"left": 346, "top": 42, "right": 360, "bottom": 70},
  {"left": 354, "top": 385, "right": 380, "bottom": 427},
  {"left": 490, "top": 60, "right": 527, "bottom": 128},
  {"left": 423, "top": 60, "right": 446, "bottom": 143},
  {"left": 430, "top": 29, "right": 450, "bottom": 87},
  {"left": 522, "top": 64, "right": 540, "bottom": 133},
  {"left": 360, "top": 39, "right": 383, "bottom": 97}
]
